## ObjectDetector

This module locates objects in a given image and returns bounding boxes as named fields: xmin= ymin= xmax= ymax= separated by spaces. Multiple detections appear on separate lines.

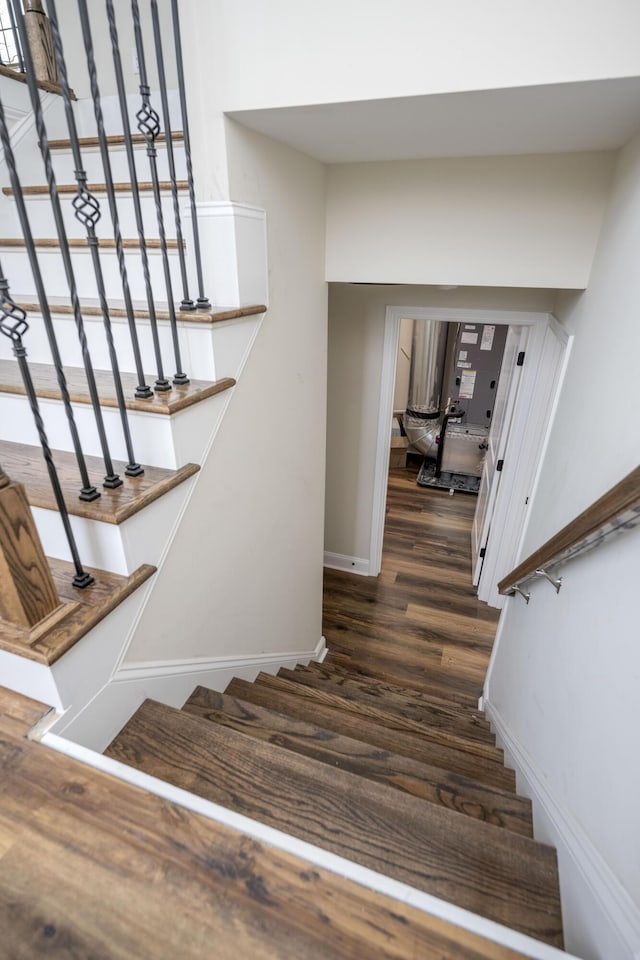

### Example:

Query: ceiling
xmin=227 ymin=76 xmax=640 ymax=164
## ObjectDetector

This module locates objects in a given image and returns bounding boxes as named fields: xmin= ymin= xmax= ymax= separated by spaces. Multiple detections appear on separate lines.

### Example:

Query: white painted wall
xmin=326 ymin=153 xmax=615 ymax=288
xmin=123 ymin=121 xmax=327 ymax=663
xmin=393 ymin=317 xmax=413 ymax=412
xmin=182 ymin=0 xmax=640 ymax=111
xmin=325 ymin=284 xmax=556 ymax=563
xmin=486 ymin=131 xmax=640 ymax=959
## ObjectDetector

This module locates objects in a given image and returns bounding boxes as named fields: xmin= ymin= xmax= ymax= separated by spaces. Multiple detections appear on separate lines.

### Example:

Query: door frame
xmin=370 ymin=305 xmax=561 ymax=584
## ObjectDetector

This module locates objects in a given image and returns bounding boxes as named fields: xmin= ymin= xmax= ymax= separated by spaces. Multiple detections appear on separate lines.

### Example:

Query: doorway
xmin=371 ymin=306 xmax=571 ymax=607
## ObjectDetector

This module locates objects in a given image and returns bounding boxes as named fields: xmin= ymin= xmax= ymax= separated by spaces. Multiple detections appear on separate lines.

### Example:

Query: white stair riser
xmin=3 ymin=191 xmax=189 ymax=241
xmin=0 ymin=312 xmax=217 ymax=381
xmin=0 ymin=389 xmax=230 ymax=468
xmin=32 ymin=478 xmax=195 ymax=576
xmin=0 ymin=244 xmax=197 ymax=305
xmin=49 ymin=143 xmax=187 ymax=185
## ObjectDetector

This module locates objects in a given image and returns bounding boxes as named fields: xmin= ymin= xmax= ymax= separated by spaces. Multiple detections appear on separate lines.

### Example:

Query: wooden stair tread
xmin=0 ymin=558 xmax=154 ymax=665
xmin=227 ymin=677 xmax=514 ymax=792
xmin=106 ymin=698 xmax=562 ymax=945
xmin=300 ymin=661 xmax=494 ymax=741
xmin=321 ymin=654 xmax=487 ymax=716
xmin=3 ymin=181 xmax=188 ymax=197
xmin=324 ymin=646 xmax=482 ymax=704
xmin=0 ymin=237 xmax=182 ymax=250
xmin=0 ymin=358 xmax=235 ymax=415
xmin=15 ymin=296 xmax=266 ymax=326
xmin=1 ymin=689 xmax=534 ymax=960
xmin=262 ymin=670 xmax=508 ymax=772
xmin=0 ymin=63 xmax=75 ymax=99
xmin=0 ymin=439 xmax=198 ymax=525
xmin=47 ymin=132 xmax=184 ymax=150
xmin=183 ymin=686 xmax=533 ymax=837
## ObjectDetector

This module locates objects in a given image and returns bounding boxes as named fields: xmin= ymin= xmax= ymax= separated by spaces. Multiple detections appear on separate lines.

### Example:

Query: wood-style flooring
xmin=323 ymin=465 xmax=500 ymax=700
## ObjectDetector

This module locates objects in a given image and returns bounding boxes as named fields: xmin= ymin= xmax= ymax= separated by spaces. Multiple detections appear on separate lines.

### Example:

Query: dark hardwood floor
xmin=323 ymin=464 xmax=500 ymax=700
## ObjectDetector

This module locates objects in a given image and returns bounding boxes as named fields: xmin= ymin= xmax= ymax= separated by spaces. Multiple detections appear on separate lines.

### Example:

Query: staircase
xmin=105 ymin=652 xmax=564 ymax=951
xmin=0 ymin=93 xmax=265 ymax=702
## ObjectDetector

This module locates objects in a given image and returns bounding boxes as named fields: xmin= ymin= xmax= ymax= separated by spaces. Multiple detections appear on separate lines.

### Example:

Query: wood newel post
xmin=0 ymin=461 xmax=62 ymax=629
xmin=22 ymin=0 xmax=59 ymax=85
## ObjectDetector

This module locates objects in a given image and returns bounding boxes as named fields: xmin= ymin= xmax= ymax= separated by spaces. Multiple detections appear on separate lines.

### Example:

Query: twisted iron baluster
xmin=170 ymin=0 xmax=210 ymax=310
xmin=10 ymin=1 xmax=122 ymax=489
xmin=47 ymin=0 xmax=143 ymax=479
xmin=72 ymin=0 xmax=152 ymax=402
xmin=150 ymin=0 xmax=193 ymax=312
xmin=131 ymin=0 xmax=188 ymax=385
xmin=0 ymin=267 xmax=94 ymax=588
xmin=104 ymin=0 xmax=170 ymax=392
xmin=0 ymin=91 xmax=98 ymax=502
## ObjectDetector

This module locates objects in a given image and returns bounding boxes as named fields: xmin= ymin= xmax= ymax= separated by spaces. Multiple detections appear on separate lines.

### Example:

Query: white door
xmin=471 ymin=326 xmax=529 ymax=584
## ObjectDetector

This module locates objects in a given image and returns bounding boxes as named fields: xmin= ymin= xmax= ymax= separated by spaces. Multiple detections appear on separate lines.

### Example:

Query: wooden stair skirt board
xmin=0 ymin=690 xmax=548 ymax=960
xmin=106 ymin=662 xmax=564 ymax=947
xmin=14 ymin=298 xmax=267 ymax=326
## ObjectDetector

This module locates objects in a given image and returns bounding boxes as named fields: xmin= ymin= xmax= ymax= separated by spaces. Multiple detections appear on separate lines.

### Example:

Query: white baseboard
xmin=323 ymin=551 xmax=371 ymax=576
xmin=47 ymin=637 xmax=327 ymax=754
xmin=486 ymin=700 xmax=640 ymax=960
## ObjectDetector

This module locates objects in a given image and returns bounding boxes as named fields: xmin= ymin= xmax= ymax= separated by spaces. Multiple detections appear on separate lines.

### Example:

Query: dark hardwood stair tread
xmin=47 ymin=132 xmax=184 ymax=150
xmin=2 ymin=689 xmax=533 ymax=960
xmin=0 ymin=439 xmax=198 ymax=525
xmin=106 ymin=698 xmax=562 ymax=945
xmin=183 ymin=686 xmax=533 ymax=837
xmin=0 ymin=358 xmax=235 ymax=415
xmin=15 ymin=296 xmax=266 ymax=326
xmin=0 ymin=236 xmax=182 ymax=250
xmin=3 ymin=181 xmax=188 ymax=197
xmin=298 ymin=662 xmax=494 ymax=742
xmin=324 ymin=646 xmax=482 ymax=705
xmin=227 ymin=677 xmax=515 ymax=792
xmin=263 ymin=670 xmax=507 ymax=769
xmin=0 ymin=558 xmax=154 ymax=665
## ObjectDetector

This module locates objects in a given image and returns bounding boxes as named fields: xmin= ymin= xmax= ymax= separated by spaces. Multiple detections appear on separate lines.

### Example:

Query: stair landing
xmin=0 ymin=686 xmax=539 ymax=960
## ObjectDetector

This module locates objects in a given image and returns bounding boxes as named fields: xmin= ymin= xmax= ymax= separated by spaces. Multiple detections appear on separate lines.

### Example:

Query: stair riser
xmin=32 ymin=479 xmax=194 ymax=575
xmin=0 ymin=244 xmax=197 ymax=306
xmin=0 ymin=389 xmax=229 ymax=469
xmin=49 ymin=143 xmax=188 ymax=185
xmin=3 ymin=192 xmax=187 ymax=241
xmin=0 ymin=312 xmax=217 ymax=382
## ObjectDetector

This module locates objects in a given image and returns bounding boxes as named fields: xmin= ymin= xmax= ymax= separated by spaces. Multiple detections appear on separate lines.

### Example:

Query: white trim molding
xmin=46 ymin=637 xmax=327 ymax=754
xmin=323 ymin=551 xmax=371 ymax=576
xmin=486 ymin=699 xmax=640 ymax=960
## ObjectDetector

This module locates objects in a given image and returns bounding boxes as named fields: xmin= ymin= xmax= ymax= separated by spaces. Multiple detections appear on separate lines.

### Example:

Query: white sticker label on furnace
xmin=481 ymin=325 xmax=496 ymax=351
xmin=459 ymin=370 xmax=477 ymax=399
xmin=461 ymin=331 xmax=478 ymax=344
xmin=458 ymin=361 xmax=472 ymax=369
xmin=458 ymin=350 xmax=468 ymax=361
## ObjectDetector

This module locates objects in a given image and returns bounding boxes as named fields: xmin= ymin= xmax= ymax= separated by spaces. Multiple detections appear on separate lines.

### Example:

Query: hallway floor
xmin=323 ymin=465 xmax=501 ymax=702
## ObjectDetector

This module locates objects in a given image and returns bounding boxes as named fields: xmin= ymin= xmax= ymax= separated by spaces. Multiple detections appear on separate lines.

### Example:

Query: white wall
xmin=325 ymin=284 xmax=557 ymax=563
xmin=124 ymin=121 xmax=327 ymax=662
xmin=486 ymin=131 xmax=640 ymax=960
xmin=326 ymin=153 xmax=615 ymax=288
xmin=183 ymin=0 xmax=640 ymax=111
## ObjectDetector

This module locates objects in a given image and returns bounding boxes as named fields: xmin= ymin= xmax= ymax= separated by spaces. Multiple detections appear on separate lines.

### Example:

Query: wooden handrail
xmin=498 ymin=464 xmax=640 ymax=596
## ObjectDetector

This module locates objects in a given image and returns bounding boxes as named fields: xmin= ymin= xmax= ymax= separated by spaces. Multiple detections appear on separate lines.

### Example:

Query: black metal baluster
xmin=6 ymin=0 xmax=24 ymax=72
xmin=47 ymin=0 xmax=143 ymax=479
xmin=131 ymin=0 xmax=187 ymax=385
xmin=170 ymin=0 xmax=210 ymax=311
xmin=104 ymin=0 xmax=170 ymax=392
xmin=0 ymin=93 xmax=98 ymax=502
xmin=150 ymin=0 xmax=193 ymax=312
xmin=73 ymin=0 xmax=152 ymax=403
xmin=0 ymin=266 xmax=94 ymax=587
xmin=10 ymin=1 xmax=122 ymax=489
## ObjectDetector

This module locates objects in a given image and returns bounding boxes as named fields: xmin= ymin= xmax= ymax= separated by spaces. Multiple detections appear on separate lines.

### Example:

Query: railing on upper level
xmin=499 ymin=465 xmax=640 ymax=603
xmin=0 ymin=0 xmax=212 ymax=588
